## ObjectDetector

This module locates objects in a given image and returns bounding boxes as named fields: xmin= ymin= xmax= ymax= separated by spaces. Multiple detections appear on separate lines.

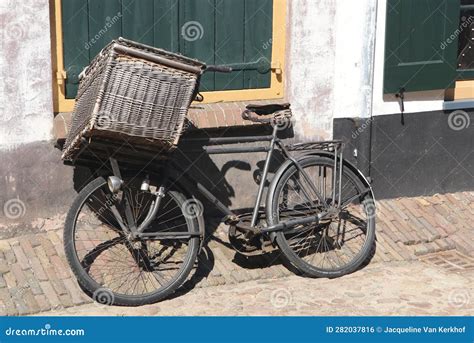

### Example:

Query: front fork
xmin=107 ymin=157 xmax=166 ymax=240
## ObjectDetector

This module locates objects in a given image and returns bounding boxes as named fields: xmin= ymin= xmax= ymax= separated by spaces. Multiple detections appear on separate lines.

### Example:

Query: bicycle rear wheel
xmin=64 ymin=175 xmax=200 ymax=306
xmin=267 ymin=156 xmax=375 ymax=278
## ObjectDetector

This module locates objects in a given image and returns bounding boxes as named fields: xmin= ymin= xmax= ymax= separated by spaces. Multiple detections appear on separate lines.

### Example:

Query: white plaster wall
xmin=0 ymin=0 xmax=53 ymax=150
xmin=333 ymin=0 xmax=377 ymax=120
xmin=285 ymin=0 xmax=337 ymax=140
xmin=286 ymin=0 xmax=378 ymax=140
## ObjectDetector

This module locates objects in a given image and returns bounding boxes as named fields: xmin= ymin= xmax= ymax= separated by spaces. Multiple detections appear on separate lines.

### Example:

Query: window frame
xmin=50 ymin=0 xmax=287 ymax=113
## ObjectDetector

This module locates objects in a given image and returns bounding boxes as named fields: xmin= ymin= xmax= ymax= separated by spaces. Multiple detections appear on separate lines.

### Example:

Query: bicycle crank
xmin=228 ymin=225 xmax=275 ymax=256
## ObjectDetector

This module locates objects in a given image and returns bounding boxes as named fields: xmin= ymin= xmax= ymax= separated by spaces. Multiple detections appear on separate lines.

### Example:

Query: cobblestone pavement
xmin=39 ymin=261 xmax=474 ymax=316
xmin=0 ymin=191 xmax=473 ymax=316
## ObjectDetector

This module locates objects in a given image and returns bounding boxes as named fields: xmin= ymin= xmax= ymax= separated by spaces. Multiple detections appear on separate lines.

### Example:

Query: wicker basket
xmin=62 ymin=37 xmax=205 ymax=161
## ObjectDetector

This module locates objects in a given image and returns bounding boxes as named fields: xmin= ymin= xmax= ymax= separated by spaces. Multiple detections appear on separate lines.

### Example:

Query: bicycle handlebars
xmin=204 ymin=65 xmax=233 ymax=73
xmin=192 ymin=65 xmax=232 ymax=102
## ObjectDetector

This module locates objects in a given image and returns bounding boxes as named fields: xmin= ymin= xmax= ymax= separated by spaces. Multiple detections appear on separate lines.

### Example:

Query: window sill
xmin=443 ymin=99 xmax=474 ymax=111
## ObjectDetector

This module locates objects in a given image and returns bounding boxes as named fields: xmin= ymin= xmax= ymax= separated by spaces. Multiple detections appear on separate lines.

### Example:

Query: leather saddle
xmin=245 ymin=103 xmax=291 ymax=116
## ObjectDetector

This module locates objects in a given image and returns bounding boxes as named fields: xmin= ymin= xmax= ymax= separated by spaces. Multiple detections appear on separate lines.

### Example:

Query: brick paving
xmin=0 ymin=191 xmax=473 ymax=316
xmin=38 ymin=261 xmax=474 ymax=316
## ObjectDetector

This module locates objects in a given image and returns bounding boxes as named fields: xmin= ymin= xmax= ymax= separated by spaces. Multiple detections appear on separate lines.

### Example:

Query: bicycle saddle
xmin=246 ymin=103 xmax=291 ymax=116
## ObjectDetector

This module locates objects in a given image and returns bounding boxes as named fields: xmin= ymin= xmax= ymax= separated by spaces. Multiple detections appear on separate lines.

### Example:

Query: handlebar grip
xmin=206 ymin=65 xmax=233 ymax=73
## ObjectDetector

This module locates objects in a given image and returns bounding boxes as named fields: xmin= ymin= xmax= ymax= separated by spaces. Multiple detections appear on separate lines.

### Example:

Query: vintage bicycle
xmin=63 ymin=64 xmax=376 ymax=306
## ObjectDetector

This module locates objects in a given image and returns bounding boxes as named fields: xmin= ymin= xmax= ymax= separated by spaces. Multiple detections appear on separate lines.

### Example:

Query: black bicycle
xmin=63 ymin=65 xmax=376 ymax=306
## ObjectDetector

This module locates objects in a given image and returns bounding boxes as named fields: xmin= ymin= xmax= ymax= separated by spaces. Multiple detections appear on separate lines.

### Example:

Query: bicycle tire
xmin=267 ymin=156 xmax=376 ymax=278
xmin=64 ymin=176 xmax=200 ymax=306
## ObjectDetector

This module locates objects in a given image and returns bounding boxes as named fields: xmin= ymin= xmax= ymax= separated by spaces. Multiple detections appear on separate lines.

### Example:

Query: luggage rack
xmin=286 ymin=139 xmax=345 ymax=209
xmin=285 ymin=140 xmax=344 ymax=153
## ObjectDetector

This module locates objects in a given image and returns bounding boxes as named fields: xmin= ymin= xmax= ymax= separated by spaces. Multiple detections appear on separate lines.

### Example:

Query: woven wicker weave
xmin=62 ymin=37 xmax=205 ymax=161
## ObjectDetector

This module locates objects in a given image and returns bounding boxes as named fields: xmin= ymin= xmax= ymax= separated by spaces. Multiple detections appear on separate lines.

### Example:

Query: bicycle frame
xmin=166 ymin=124 xmax=345 ymax=236
xmin=67 ymin=123 xmax=347 ymax=239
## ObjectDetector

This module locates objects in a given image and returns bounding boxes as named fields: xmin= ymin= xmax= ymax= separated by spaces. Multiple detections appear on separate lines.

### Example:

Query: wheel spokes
xmin=73 ymin=182 xmax=193 ymax=297
xmin=277 ymin=163 xmax=371 ymax=271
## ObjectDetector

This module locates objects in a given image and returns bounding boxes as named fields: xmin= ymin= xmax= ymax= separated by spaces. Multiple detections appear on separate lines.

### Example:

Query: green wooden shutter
xmin=214 ymin=0 xmax=245 ymax=91
xmin=180 ymin=0 xmax=216 ymax=91
xmin=244 ymin=0 xmax=273 ymax=89
xmin=62 ymin=0 xmax=90 ymax=99
xmin=61 ymin=0 xmax=273 ymax=99
xmin=154 ymin=0 xmax=180 ymax=53
xmin=384 ymin=0 xmax=460 ymax=94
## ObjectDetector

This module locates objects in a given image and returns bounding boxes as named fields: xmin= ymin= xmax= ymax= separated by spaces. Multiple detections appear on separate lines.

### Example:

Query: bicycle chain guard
xmin=228 ymin=225 xmax=263 ymax=256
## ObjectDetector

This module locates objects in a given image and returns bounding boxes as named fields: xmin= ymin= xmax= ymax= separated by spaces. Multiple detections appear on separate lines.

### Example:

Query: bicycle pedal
xmin=224 ymin=215 xmax=239 ymax=225
xmin=235 ymin=221 xmax=255 ymax=232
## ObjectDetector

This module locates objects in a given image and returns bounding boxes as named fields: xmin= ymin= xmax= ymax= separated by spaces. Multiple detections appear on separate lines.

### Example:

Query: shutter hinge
xmin=56 ymin=70 xmax=67 ymax=85
xmin=271 ymin=61 xmax=282 ymax=75
xmin=395 ymin=87 xmax=406 ymax=126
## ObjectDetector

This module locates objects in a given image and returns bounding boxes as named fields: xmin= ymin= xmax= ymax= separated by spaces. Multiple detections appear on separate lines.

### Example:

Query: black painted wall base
xmin=334 ymin=109 xmax=474 ymax=199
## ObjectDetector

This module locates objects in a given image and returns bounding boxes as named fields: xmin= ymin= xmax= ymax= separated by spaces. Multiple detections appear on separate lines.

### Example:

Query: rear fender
xmin=297 ymin=150 xmax=374 ymax=193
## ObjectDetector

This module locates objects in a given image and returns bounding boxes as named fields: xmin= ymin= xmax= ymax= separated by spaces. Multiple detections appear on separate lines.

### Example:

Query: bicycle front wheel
xmin=267 ymin=156 xmax=376 ymax=278
xmin=64 ymin=175 xmax=200 ymax=306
